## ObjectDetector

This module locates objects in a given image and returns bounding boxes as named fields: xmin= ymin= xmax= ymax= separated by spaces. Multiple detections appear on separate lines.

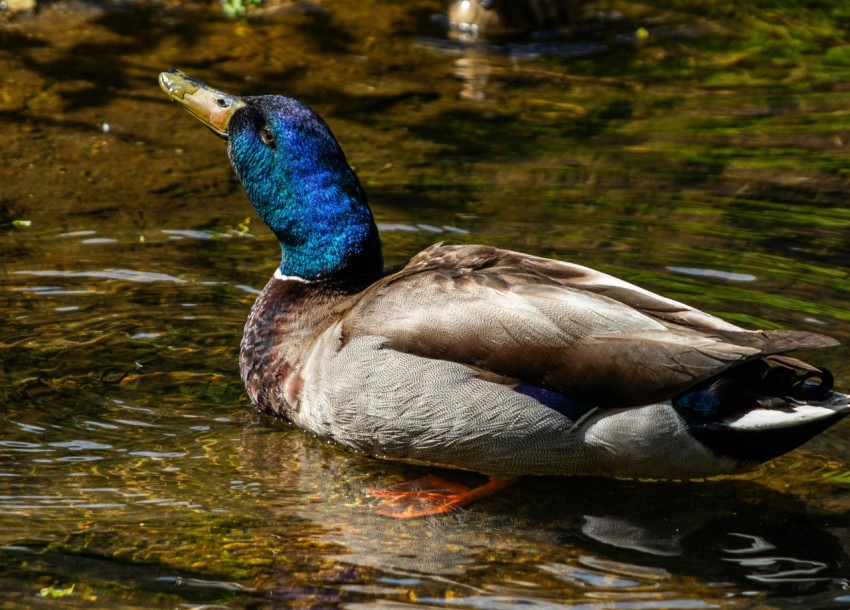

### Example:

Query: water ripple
xmin=14 ymin=269 xmax=186 ymax=283
xmin=666 ymin=266 xmax=758 ymax=282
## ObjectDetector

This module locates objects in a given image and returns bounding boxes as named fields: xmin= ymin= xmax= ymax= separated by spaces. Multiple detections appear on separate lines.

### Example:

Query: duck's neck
xmin=246 ymin=165 xmax=383 ymax=282
xmin=272 ymin=196 xmax=382 ymax=282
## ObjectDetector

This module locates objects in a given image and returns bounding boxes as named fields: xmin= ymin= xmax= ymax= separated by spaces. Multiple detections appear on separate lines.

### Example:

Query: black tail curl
xmin=757 ymin=363 xmax=834 ymax=402
xmin=674 ymin=357 xmax=844 ymax=464
xmin=674 ymin=358 xmax=837 ymax=421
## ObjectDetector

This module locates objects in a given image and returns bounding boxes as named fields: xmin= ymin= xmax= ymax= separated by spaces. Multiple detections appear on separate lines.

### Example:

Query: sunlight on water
xmin=2 ymin=0 xmax=850 ymax=607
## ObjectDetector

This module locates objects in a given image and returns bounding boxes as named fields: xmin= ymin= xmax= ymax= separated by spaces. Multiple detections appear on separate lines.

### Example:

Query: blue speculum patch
xmin=514 ymin=383 xmax=594 ymax=421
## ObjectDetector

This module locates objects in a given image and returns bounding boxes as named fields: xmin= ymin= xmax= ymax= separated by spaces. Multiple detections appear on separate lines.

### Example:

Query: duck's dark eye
xmin=215 ymin=98 xmax=229 ymax=108
xmin=259 ymin=126 xmax=276 ymax=148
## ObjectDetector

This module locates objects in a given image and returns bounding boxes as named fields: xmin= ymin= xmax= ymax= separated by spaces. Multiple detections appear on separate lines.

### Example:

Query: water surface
xmin=3 ymin=0 xmax=850 ymax=607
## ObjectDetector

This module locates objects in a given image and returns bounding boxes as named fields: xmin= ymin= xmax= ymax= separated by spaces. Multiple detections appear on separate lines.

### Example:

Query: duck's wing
xmin=344 ymin=244 xmax=837 ymax=407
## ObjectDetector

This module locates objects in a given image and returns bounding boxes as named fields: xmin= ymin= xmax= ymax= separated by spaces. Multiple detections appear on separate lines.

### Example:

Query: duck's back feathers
xmin=344 ymin=244 xmax=836 ymax=407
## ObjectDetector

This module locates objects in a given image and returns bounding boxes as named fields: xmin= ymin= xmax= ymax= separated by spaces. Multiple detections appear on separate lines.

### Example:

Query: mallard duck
xmin=159 ymin=69 xmax=849 ymax=518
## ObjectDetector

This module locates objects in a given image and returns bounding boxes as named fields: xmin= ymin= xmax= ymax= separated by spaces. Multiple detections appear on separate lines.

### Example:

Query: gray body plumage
xmin=240 ymin=244 xmax=849 ymax=480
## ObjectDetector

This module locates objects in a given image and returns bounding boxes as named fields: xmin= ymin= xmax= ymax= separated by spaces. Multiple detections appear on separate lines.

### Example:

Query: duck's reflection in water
xmin=238 ymin=423 xmax=850 ymax=601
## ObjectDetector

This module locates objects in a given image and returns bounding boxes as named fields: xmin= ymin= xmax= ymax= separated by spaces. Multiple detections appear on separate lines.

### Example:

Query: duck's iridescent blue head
xmin=159 ymin=69 xmax=382 ymax=282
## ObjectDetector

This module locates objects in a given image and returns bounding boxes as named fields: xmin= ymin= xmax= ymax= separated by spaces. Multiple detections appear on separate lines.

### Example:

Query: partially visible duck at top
xmin=159 ymin=69 xmax=850 ymax=518
xmin=447 ymin=0 xmax=591 ymax=41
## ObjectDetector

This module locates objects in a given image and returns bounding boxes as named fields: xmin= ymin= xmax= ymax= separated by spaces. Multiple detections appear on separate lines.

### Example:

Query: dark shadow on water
xmin=520 ymin=476 xmax=849 ymax=595
xmin=0 ymin=542 xmax=260 ymax=607
xmin=8 ymin=4 xmax=213 ymax=111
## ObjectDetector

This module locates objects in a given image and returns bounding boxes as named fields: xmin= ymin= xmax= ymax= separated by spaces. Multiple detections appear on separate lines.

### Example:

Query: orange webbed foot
xmin=367 ymin=474 xmax=517 ymax=518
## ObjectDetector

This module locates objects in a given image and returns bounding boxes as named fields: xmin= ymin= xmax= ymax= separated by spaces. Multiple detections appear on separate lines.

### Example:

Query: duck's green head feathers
xmin=159 ymin=69 xmax=382 ymax=281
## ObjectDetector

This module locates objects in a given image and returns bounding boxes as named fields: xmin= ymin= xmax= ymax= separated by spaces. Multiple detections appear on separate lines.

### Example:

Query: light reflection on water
xmin=2 ymin=0 xmax=850 ymax=607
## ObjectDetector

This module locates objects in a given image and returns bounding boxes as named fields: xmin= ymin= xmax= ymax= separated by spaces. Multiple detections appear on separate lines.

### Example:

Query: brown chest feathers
xmin=239 ymin=277 xmax=352 ymax=420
